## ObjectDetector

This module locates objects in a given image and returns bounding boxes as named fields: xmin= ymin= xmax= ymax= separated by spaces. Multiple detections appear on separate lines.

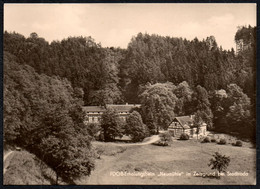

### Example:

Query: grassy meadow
xmin=80 ymin=138 xmax=256 ymax=185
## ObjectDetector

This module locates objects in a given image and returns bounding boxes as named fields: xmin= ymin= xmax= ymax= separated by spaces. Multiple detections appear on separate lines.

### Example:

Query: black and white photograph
xmin=3 ymin=3 xmax=257 ymax=185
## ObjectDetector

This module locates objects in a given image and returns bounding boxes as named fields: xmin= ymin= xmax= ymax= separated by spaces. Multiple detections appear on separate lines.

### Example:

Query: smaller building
xmin=168 ymin=115 xmax=207 ymax=138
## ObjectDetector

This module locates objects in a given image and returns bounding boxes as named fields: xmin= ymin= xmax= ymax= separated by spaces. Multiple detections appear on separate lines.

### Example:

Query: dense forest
xmin=4 ymin=25 xmax=256 ymax=183
xmin=4 ymin=26 xmax=256 ymax=105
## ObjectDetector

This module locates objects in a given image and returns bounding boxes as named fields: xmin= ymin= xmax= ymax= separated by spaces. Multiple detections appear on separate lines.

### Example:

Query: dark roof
xmin=106 ymin=104 xmax=141 ymax=112
xmin=82 ymin=106 xmax=106 ymax=112
xmin=82 ymin=104 xmax=141 ymax=113
xmin=175 ymin=116 xmax=194 ymax=128
xmin=169 ymin=115 xmax=207 ymax=129
xmin=168 ymin=116 xmax=194 ymax=129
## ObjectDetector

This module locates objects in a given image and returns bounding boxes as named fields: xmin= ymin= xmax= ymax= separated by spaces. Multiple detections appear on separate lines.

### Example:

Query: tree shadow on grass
xmin=113 ymin=139 xmax=132 ymax=143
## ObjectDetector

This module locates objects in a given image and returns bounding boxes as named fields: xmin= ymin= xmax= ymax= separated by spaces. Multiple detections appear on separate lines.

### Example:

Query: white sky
xmin=4 ymin=3 xmax=256 ymax=50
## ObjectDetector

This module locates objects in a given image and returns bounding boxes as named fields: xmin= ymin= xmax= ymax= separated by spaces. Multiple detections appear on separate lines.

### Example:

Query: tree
xmin=226 ymin=84 xmax=252 ymax=136
xmin=30 ymin=32 xmax=39 ymax=39
xmin=209 ymin=89 xmax=229 ymax=131
xmin=125 ymin=111 xmax=147 ymax=142
xmin=140 ymin=82 xmax=177 ymax=134
xmin=173 ymin=81 xmax=193 ymax=115
xmin=86 ymin=123 xmax=101 ymax=140
xmin=88 ymin=83 xmax=123 ymax=105
xmin=208 ymin=152 xmax=231 ymax=178
xmin=100 ymin=108 xmax=124 ymax=141
xmin=4 ymin=53 xmax=95 ymax=184
xmin=38 ymin=122 xmax=95 ymax=184
xmin=193 ymin=111 xmax=204 ymax=140
xmin=190 ymin=85 xmax=213 ymax=129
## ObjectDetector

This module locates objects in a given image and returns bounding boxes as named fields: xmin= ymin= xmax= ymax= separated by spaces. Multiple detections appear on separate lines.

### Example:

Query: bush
xmin=202 ymin=137 xmax=210 ymax=143
xmin=234 ymin=140 xmax=243 ymax=147
xmin=155 ymin=141 xmax=169 ymax=146
xmin=179 ymin=133 xmax=189 ymax=140
xmin=208 ymin=152 xmax=231 ymax=178
xmin=157 ymin=132 xmax=172 ymax=146
xmin=211 ymin=138 xmax=216 ymax=143
xmin=86 ymin=123 xmax=101 ymax=140
xmin=218 ymin=138 xmax=226 ymax=145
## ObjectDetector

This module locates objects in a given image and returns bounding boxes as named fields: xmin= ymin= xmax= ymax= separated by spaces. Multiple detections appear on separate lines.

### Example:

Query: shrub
xmin=155 ymin=141 xmax=169 ymax=146
xmin=179 ymin=133 xmax=189 ymax=140
xmin=218 ymin=138 xmax=226 ymax=145
xmin=86 ymin=123 xmax=101 ymax=140
xmin=157 ymin=132 xmax=173 ymax=146
xmin=98 ymin=132 xmax=105 ymax=141
xmin=208 ymin=152 xmax=231 ymax=178
xmin=211 ymin=138 xmax=216 ymax=143
xmin=234 ymin=140 xmax=243 ymax=147
xmin=202 ymin=137 xmax=210 ymax=143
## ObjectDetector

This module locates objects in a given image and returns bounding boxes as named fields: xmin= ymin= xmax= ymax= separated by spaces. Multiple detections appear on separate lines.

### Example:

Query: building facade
xmin=168 ymin=115 xmax=207 ymax=138
xmin=83 ymin=103 xmax=141 ymax=124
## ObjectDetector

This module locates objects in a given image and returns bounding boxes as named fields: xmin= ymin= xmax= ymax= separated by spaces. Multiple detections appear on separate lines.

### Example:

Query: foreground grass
xmin=80 ymin=139 xmax=256 ymax=185
xmin=4 ymin=151 xmax=57 ymax=185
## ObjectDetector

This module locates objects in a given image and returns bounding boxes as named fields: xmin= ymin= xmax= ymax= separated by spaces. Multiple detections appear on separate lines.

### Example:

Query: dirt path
xmin=4 ymin=151 xmax=14 ymax=174
xmin=99 ymin=135 xmax=160 ymax=147
xmin=79 ymin=135 xmax=160 ymax=184
xmin=4 ymin=151 xmax=13 ymax=161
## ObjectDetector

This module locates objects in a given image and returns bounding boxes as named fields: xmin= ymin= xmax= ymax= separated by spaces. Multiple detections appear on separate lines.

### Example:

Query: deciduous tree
xmin=125 ymin=111 xmax=147 ymax=142
xmin=140 ymin=82 xmax=177 ymax=134
xmin=101 ymin=108 xmax=124 ymax=141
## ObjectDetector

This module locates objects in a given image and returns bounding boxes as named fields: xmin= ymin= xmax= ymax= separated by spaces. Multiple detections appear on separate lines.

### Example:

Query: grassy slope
xmin=4 ymin=150 xmax=57 ymax=185
xmin=80 ymin=139 xmax=256 ymax=185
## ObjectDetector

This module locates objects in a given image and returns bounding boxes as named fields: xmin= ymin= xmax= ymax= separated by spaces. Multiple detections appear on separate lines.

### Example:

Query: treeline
xmin=4 ymin=32 xmax=125 ymax=105
xmin=122 ymin=29 xmax=256 ymax=104
xmin=4 ymin=26 xmax=256 ymax=106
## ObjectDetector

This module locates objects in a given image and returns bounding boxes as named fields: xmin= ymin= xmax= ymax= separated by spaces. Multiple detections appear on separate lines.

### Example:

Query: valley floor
xmin=79 ymin=137 xmax=256 ymax=185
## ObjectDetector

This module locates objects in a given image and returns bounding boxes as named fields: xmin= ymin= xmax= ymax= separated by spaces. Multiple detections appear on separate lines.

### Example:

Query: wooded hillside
xmin=3 ymin=25 xmax=256 ymax=183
